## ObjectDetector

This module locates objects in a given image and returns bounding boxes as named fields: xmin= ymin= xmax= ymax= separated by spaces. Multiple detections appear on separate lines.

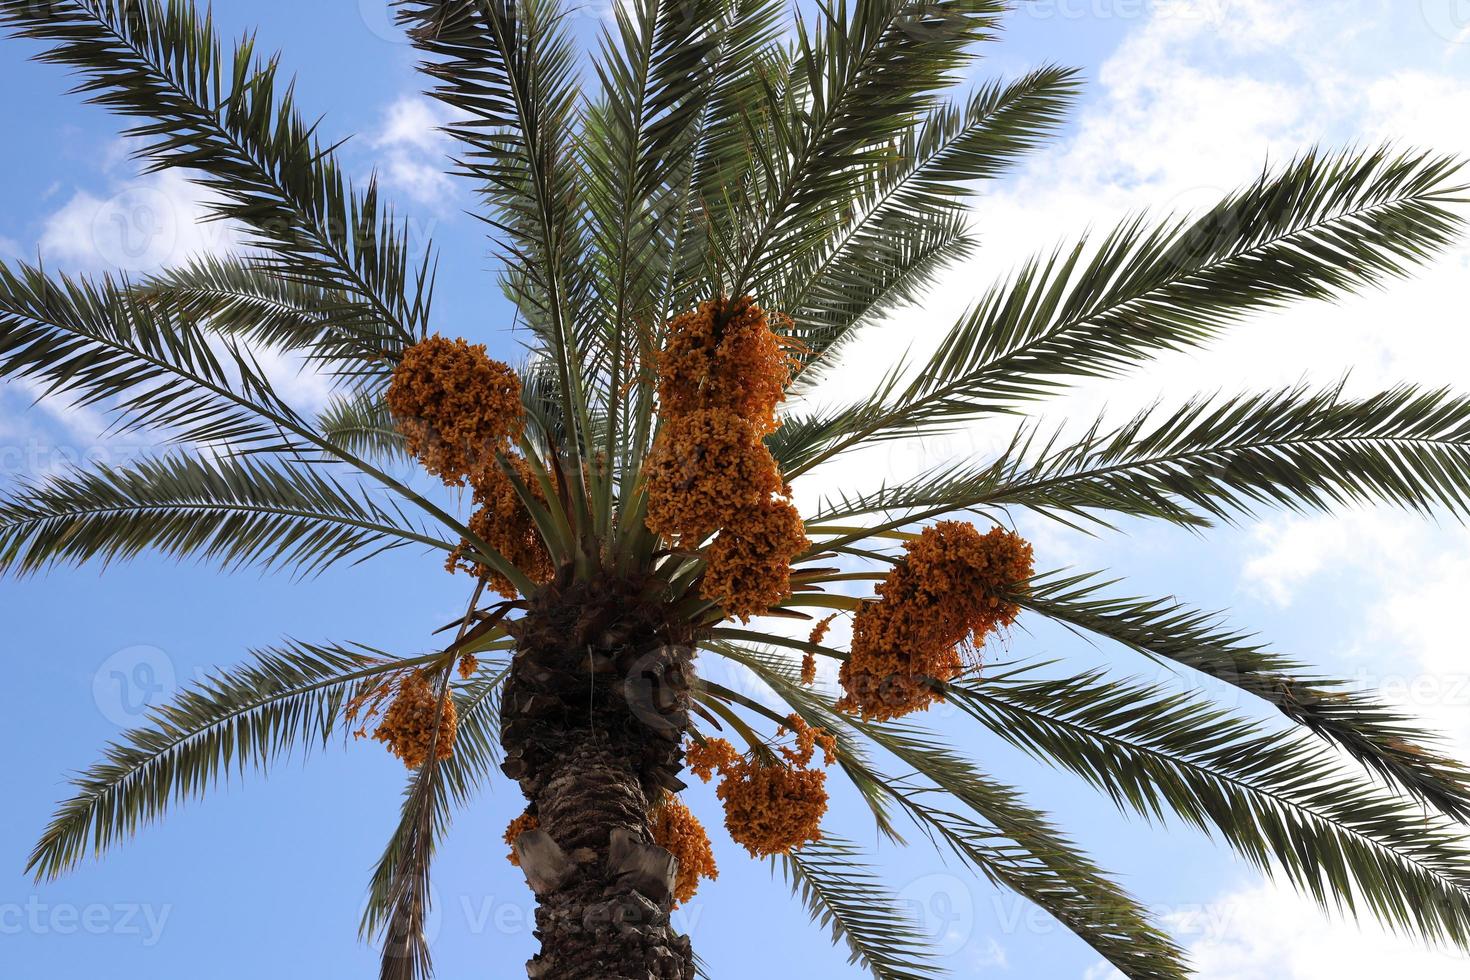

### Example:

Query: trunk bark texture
xmin=501 ymin=574 xmax=697 ymax=980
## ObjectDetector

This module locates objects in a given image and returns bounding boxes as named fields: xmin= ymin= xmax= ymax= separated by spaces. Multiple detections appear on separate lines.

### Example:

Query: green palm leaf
xmin=892 ymin=793 xmax=1189 ymax=980
xmin=916 ymin=145 xmax=1467 ymax=409
xmin=140 ymin=255 xmax=403 ymax=385
xmin=0 ymin=262 xmax=312 ymax=451
xmin=582 ymin=0 xmax=724 ymax=483
xmin=791 ymin=146 xmax=1467 ymax=474
xmin=396 ymin=0 xmax=589 ymax=376
xmin=726 ymin=0 xmax=1008 ymax=298
xmin=1020 ymin=571 xmax=1470 ymax=822
xmin=315 ymin=392 xmax=411 ymax=465
xmin=365 ymin=668 xmax=507 ymax=980
xmin=808 ymin=383 xmax=1470 ymax=538
xmin=991 ymin=383 xmax=1470 ymax=522
xmin=803 ymin=422 xmax=1208 ymax=531
xmin=0 ymin=453 xmax=450 ymax=575
xmin=780 ymin=836 xmax=941 ymax=980
xmin=953 ymin=667 xmax=1470 ymax=946
xmin=0 ymin=260 xmax=530 ymax=586
xmin=655 ymin=0 xmax=787 ymax=320
xmin=723 ymin=642 xmax=1190 ymax=979
xmin=0 ymin=0 xmax=430 ymax=345
xmin=788 ymin=208 xmax=977 ymax=376
xmin=784 ymin=64 xmax=1082 ymax=371
xmin=27 ymin=641 xmax=434 ymax=881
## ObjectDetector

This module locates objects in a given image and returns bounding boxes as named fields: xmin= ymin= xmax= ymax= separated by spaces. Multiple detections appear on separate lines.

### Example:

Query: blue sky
xmin=5 ymin=2 xmax=1470 ymax=978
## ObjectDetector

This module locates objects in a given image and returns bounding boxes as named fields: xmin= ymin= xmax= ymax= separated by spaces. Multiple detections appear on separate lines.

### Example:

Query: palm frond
xmin=887 ymin=779 xmax=1190 ymax=980
xmin=316 ymin=391 xmax=411 ymax=465
xmin=802 ymin=423 xmax=1209 ymax=532
xmin=0 ymin=452 xmax=447 ymax=576
xmin=396 ymin=0 xmax=591 ymax=413
xmin=581 ymin=0 xmax=724 ymax=491
xmin=1021 ymin=571 xmax=1470 ymax=823
xmin=784 ymin=64 xmax=1082 ymax=374
xmin=953 ymin=666 xmax=1470 ymax=948
xmin=655 ymin=0 xmax=787 ymax=320
xmin=790 ymin=146 xmax=1467 ymax=473
xmin=788 ymin=207 xmax=977 ymax=377
xmin=991 ymin=382 xmax=1470 ymax=523
xmin=808 ymin=382 xmax=1470 ymax=539
xmin=767 ymin=365 xmax=909 ymax=475
xmin=0 ymin=261 xmax=312 ymax=451
xmin=140 ymin=255 xmax=401 ymax=386
xmin=0 ymin=259 xmax=531 ymax=587
xmin=724 ymin=643 xmax=1190 ymax=979
xmin=725 ymin=0 xmax=1008 ymax=298
xmin=780 ymin=836 xmax=942 ymax=980
xmin=0 ymin=0 xmax=430 ymax=347
xmin=365 ymin=668 xmax=507 ymax=980
xmin=376 ymin=752 xmax=446 ymax=980
xmin=917 ymin=145 xmax=1467 ymax=407
xmin=27 ymin=640 xmax=427 ymax=881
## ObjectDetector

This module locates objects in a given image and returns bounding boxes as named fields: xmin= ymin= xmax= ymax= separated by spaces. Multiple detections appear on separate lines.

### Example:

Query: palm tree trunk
xmin=501 ymin=574 xmax=697 ymax=980
xmin=515 ymin=739 xmax=694 ymax=979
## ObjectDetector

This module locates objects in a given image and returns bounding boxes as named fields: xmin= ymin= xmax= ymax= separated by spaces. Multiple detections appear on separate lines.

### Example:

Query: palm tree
xmin=6 ymin=0 xmax=1470 ymax=977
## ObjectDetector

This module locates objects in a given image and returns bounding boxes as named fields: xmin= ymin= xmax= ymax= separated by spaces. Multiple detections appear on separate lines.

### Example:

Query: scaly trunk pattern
xmin=500 ymin=572 xmax=697 ymax=980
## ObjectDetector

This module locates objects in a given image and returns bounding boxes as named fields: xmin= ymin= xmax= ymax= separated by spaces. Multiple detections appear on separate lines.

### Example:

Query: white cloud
xmin=1370 ymin=556 xmax=1470 ymax=756
xmin=1452 ymin=24 xmax=1470 ymax=57
xmin=0 ymin=380 xmax=153 ymax=480
xmin=377 ymin=96 xmax=447 ymax=154
xmin=373 ymin=96 xmax=457 ymax=205
xmin=968 ymin=935 xmax=1009 ymax=970
xmin=1175 ymin=879 xmax=1470 ymax=979
xmin=250 ymin=346 xmax=334 ymax=417
xmin=10 ymin=378 xmax=110 ymax=445
xmin=1236 ymin=504 xmax=1470 ymax=753
xmin=1240 ymin=510 xmax=1415 ymax=607
xmin=40 ymin=166 xmax=243 ymax=273
xmin=17 ymin=144 xmax=332 ymax=429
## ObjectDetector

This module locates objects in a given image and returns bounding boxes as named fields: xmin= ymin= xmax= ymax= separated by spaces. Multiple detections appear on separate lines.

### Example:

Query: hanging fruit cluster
xmin=386 ymin=335 xmax=524 ymax=485
xmin=837 ymin=522 xmax=1034 ymax=721
xmin=655 ymin=297 xmax=792 ymax=435
xmin=449 ymin=453 xmax=556 ymax=598
xmin=686 ymin=715 xmax=836 ymax=858
xmin=802 ymin=614 xmax=839 ymax=686
xmin=646 ymin=298 xmax=808 ymax=620
xmin=387 ymin=335 xmax=552 ymax=598
xmin=651 ymin=793 xmax=719 ymax=906
xmin=503 ymin=810 xmax=539 ymax=867
xmin=348 ymin=669 xmax=458 ymax=770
